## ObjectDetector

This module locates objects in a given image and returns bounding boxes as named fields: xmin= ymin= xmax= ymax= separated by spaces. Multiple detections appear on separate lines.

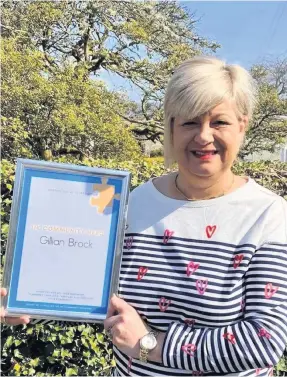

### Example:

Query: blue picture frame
xmin=3 ymin=159 xmax=131 ymax=322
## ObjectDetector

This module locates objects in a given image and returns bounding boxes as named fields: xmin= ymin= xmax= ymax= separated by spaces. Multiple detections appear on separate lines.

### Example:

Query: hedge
xmin=1 ymin=157 xmax=286 ymax=376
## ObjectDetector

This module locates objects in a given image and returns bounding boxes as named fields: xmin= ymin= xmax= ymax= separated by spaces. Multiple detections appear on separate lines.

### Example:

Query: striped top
xmin=114 ymin=177 xmax=287 ymax=377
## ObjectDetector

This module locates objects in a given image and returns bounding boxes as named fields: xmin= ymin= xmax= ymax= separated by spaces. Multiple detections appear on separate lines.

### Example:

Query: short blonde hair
xmin=164 ymin=56 xmax=257 ymax=167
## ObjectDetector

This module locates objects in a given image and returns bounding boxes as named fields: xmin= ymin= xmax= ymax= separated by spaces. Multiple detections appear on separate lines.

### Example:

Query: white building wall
xmin=245 ymin=146 xmax=287 ymax=162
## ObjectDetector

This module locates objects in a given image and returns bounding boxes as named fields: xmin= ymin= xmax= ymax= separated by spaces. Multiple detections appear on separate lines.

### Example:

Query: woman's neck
xmin=175 ymin=170 xmax=235 ymax=201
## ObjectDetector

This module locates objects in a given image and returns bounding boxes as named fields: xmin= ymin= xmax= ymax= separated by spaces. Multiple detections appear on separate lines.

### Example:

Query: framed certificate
xmin=2 ymin=159 xmax=131 ymax=322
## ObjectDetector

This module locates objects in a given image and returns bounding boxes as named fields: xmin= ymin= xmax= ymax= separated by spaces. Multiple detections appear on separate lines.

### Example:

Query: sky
xmin=101 ymin=1 xmax=287 ymax=100
xmin=183 ymin=1 xmax=287 ymax=69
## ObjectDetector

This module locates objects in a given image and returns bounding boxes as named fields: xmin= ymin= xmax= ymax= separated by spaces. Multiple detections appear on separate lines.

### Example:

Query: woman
xmin=1 ymin=56 xmax=287 ymax=376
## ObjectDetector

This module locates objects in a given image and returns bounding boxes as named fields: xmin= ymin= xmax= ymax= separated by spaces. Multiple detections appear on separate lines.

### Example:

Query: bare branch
xmin=115 ymin=111 xmax=164 ymax=130
xmin=0 ymin=23 xmax=29 ymax=35
xmin=88 ymin=56 xmax=106 ymax=73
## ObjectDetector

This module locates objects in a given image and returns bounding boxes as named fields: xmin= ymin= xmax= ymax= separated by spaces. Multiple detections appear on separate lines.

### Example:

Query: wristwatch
xmin=139 ymin=330 xmax=158 ymax=363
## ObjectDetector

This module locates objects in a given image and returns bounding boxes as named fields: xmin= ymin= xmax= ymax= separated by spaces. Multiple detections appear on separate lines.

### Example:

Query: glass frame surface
xmin=2 ymin=159 xmax=131 ymax=322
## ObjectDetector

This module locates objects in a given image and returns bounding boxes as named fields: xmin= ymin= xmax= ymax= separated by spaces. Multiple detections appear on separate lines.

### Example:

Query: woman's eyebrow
xmin=183 ymin=114 xmax=231 ymax=121
xmin=210 ymin=113 xmax=231 ymax=118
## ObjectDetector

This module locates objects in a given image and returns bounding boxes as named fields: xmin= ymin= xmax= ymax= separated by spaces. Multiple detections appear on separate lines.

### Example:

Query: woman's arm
xmin=150 ymin=197 xmax=287 ymax=373
xmin=107 ymin=241 xmax=287 ymax=374
xmin=150 ymin=241 xmax=287 ymax=373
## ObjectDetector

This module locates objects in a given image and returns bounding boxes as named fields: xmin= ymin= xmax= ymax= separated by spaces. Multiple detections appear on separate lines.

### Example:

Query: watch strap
xmin=139 ymin=347 xmax=149 ymax=363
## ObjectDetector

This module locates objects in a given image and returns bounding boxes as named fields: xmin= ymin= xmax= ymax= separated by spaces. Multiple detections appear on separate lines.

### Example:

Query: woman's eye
xmin=214 ymin=120 xmax=229 ymax=126
xmin=182 ymin=121 xmax=197 ymax=126
xmin=181 ymin=120 xmax=230 ymax=127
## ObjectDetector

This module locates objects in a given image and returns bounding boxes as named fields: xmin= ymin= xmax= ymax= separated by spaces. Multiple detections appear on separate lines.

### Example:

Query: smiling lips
xmin=192 ymin=150 xmax=218 ymax=155
xmin=191 ymin=150 xmax=219 ymax=160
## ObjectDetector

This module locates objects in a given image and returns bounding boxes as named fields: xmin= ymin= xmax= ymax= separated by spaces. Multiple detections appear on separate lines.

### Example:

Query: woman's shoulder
xmin=247 ymin=178 xmax=286 ymax=211
xmin=249 ymin=178 xmax=284 ymax=199
xmin=129 ymin=173 xmax=173 ymax=202
xmin=126 ymin=174 xmax=175 ymax=230
xmin=247 ymin=179 xmax=287 ymax=244
xmin=239 ymin=177 xmax=286 ymax=214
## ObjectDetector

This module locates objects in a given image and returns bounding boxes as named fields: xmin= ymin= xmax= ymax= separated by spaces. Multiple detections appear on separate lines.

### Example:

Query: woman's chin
xmin=180 ymin=159 xmax=221 ymax=177
xmin=180 ymin=153 xmax=227 ymax=177
xmin=188 ymin=166 xmax=219 ymax=177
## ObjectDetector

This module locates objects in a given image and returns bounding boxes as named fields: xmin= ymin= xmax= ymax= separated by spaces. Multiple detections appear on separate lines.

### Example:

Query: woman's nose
xmin=193 ymin=124 xmax=214 ymax=145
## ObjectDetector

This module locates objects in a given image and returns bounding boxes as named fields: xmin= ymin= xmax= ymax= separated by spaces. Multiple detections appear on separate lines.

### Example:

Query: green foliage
xmin=1 ymin=157 xmax=286 ymax=375
xmin=277 ymin=357 xmax=287 ymax=374
xmin=1 ymin=160 xmax=15 ymax=255
xmin=1 ymin=322 xmax=114 ymax=376
xmin=3 ymin=0 xmax=286 ymax=152
xmin=1 ymin=117 xmax=33 ymax=160
xmin=1 ymin=0 xmax=218 ymax=141
xmin=1 ymin=37 xmax=141 ymax=162
xmin=231 ymin=160 xmax=287 ymax=200
xmin=242 ymin=58 xmax=287 ymax=159
xmin=150 ymin=148 xmax=164 ymax=157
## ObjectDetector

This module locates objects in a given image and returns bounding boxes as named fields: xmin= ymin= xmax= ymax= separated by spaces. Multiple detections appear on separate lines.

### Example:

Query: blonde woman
xmin=2 ymin=57 xmax=287 ymax=377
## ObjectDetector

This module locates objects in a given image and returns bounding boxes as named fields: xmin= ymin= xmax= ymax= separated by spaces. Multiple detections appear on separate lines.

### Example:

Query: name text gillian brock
xmin=40 ymin=236 xmax=93 ymax=248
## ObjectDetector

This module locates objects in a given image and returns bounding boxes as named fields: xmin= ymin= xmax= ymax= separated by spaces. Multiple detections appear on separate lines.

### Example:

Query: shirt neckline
xmin=149 ymin=176 xmax=254 ymax=207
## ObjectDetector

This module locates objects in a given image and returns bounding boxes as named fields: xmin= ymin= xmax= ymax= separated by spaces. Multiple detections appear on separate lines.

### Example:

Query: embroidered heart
xmin=137 ymin=267 xmax=148 ymax=281
xmin=258 ymin=328 xmax=271 ymax=339
xmin=206 ymin=225 xmax=216 ymax=239
xmin=240 ymin=299 xmax=245 ymax=312
xmin=186 ymin=261 xmax=200 ymax=277
xmin=163 ymin=229 xmax=174 ymax=244
xmin=181 ymin=344 xmax=197 ymax=356
xmin=196 ymin=279 xmax=208 ymax=295
xmin=223 ymin=332 xmax=236 ymax=344
xmin=159 ymin=297 xmax=171 ymax=312
xmin=233 ymin=254 xmax=244 ymax=269
xmin=126 ymin=236 xmax=133 ymax=250
xmin=184 ymin=319 xmax=195 ymax=326
xmin=264 ymin=283 xmax=279 ymax=299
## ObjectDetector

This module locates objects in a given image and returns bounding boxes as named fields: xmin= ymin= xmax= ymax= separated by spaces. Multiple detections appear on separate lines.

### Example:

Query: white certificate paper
xmin=17 ymin=177 xmax=110 ymax=307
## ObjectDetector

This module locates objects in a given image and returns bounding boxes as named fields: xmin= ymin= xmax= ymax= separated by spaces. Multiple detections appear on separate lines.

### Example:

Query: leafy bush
xmin=1 ymin=158 xmax=286 ymax=375
xmin=150 ymin=148 xmax=164 ymax=157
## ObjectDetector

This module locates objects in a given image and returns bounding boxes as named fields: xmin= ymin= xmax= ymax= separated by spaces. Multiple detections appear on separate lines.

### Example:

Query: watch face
xmin=141 ymin=333 xmax=157 ymax=350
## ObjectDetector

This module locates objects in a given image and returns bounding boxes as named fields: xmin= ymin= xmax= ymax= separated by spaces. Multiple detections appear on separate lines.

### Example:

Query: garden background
xmin=1 ymin=1 xmax=286 ymax=375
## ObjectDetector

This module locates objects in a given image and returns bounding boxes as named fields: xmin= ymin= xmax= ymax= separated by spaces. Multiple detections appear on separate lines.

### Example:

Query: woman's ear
xmin=238 ymin=116 xmax=248 ymax=145
xmin=236 ymin=116 xmax=248 ymax=151
xmin=240 ymin=115 xmax=249 ymax=134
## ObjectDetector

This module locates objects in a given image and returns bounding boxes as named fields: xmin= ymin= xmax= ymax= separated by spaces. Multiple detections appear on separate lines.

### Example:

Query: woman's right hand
xmin=1 ymin=288 xmax=30 ymax=325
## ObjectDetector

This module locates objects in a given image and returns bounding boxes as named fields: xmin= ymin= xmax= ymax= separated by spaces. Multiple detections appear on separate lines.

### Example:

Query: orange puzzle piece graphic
xmin=89 ymin=177 xmax=120 ymax=214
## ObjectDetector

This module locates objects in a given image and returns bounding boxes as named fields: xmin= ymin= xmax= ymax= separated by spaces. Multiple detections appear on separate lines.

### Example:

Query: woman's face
xmin=172 ymin=100 xmax=248 ymax=178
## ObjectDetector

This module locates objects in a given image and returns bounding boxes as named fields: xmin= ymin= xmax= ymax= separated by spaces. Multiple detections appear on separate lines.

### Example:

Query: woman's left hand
xmin=104 ymin=294 xmax=149 ymax=358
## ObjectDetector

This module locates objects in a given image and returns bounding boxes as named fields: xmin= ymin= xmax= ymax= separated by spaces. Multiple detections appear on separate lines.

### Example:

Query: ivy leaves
xmin=1 ymin=322 xmax=113 ymax=376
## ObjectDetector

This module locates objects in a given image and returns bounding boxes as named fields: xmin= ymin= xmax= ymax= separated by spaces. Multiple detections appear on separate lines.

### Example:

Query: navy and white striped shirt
xmin=114 ymin=177 xmax=287 ymax=377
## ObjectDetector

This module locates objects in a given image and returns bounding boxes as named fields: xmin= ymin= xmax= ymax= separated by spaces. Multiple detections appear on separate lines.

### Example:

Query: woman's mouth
xmin=191 ymin=150 xmax=219 ymax=160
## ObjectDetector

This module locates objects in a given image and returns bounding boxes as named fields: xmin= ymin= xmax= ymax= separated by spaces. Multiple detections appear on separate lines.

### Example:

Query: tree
xmin=1 ymin=37 xmax=141 ymax=162
xmin=1 ymin=0 xmax=219 ymax=142
xmin=241 ymin=57 xmax=287 ymax=159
